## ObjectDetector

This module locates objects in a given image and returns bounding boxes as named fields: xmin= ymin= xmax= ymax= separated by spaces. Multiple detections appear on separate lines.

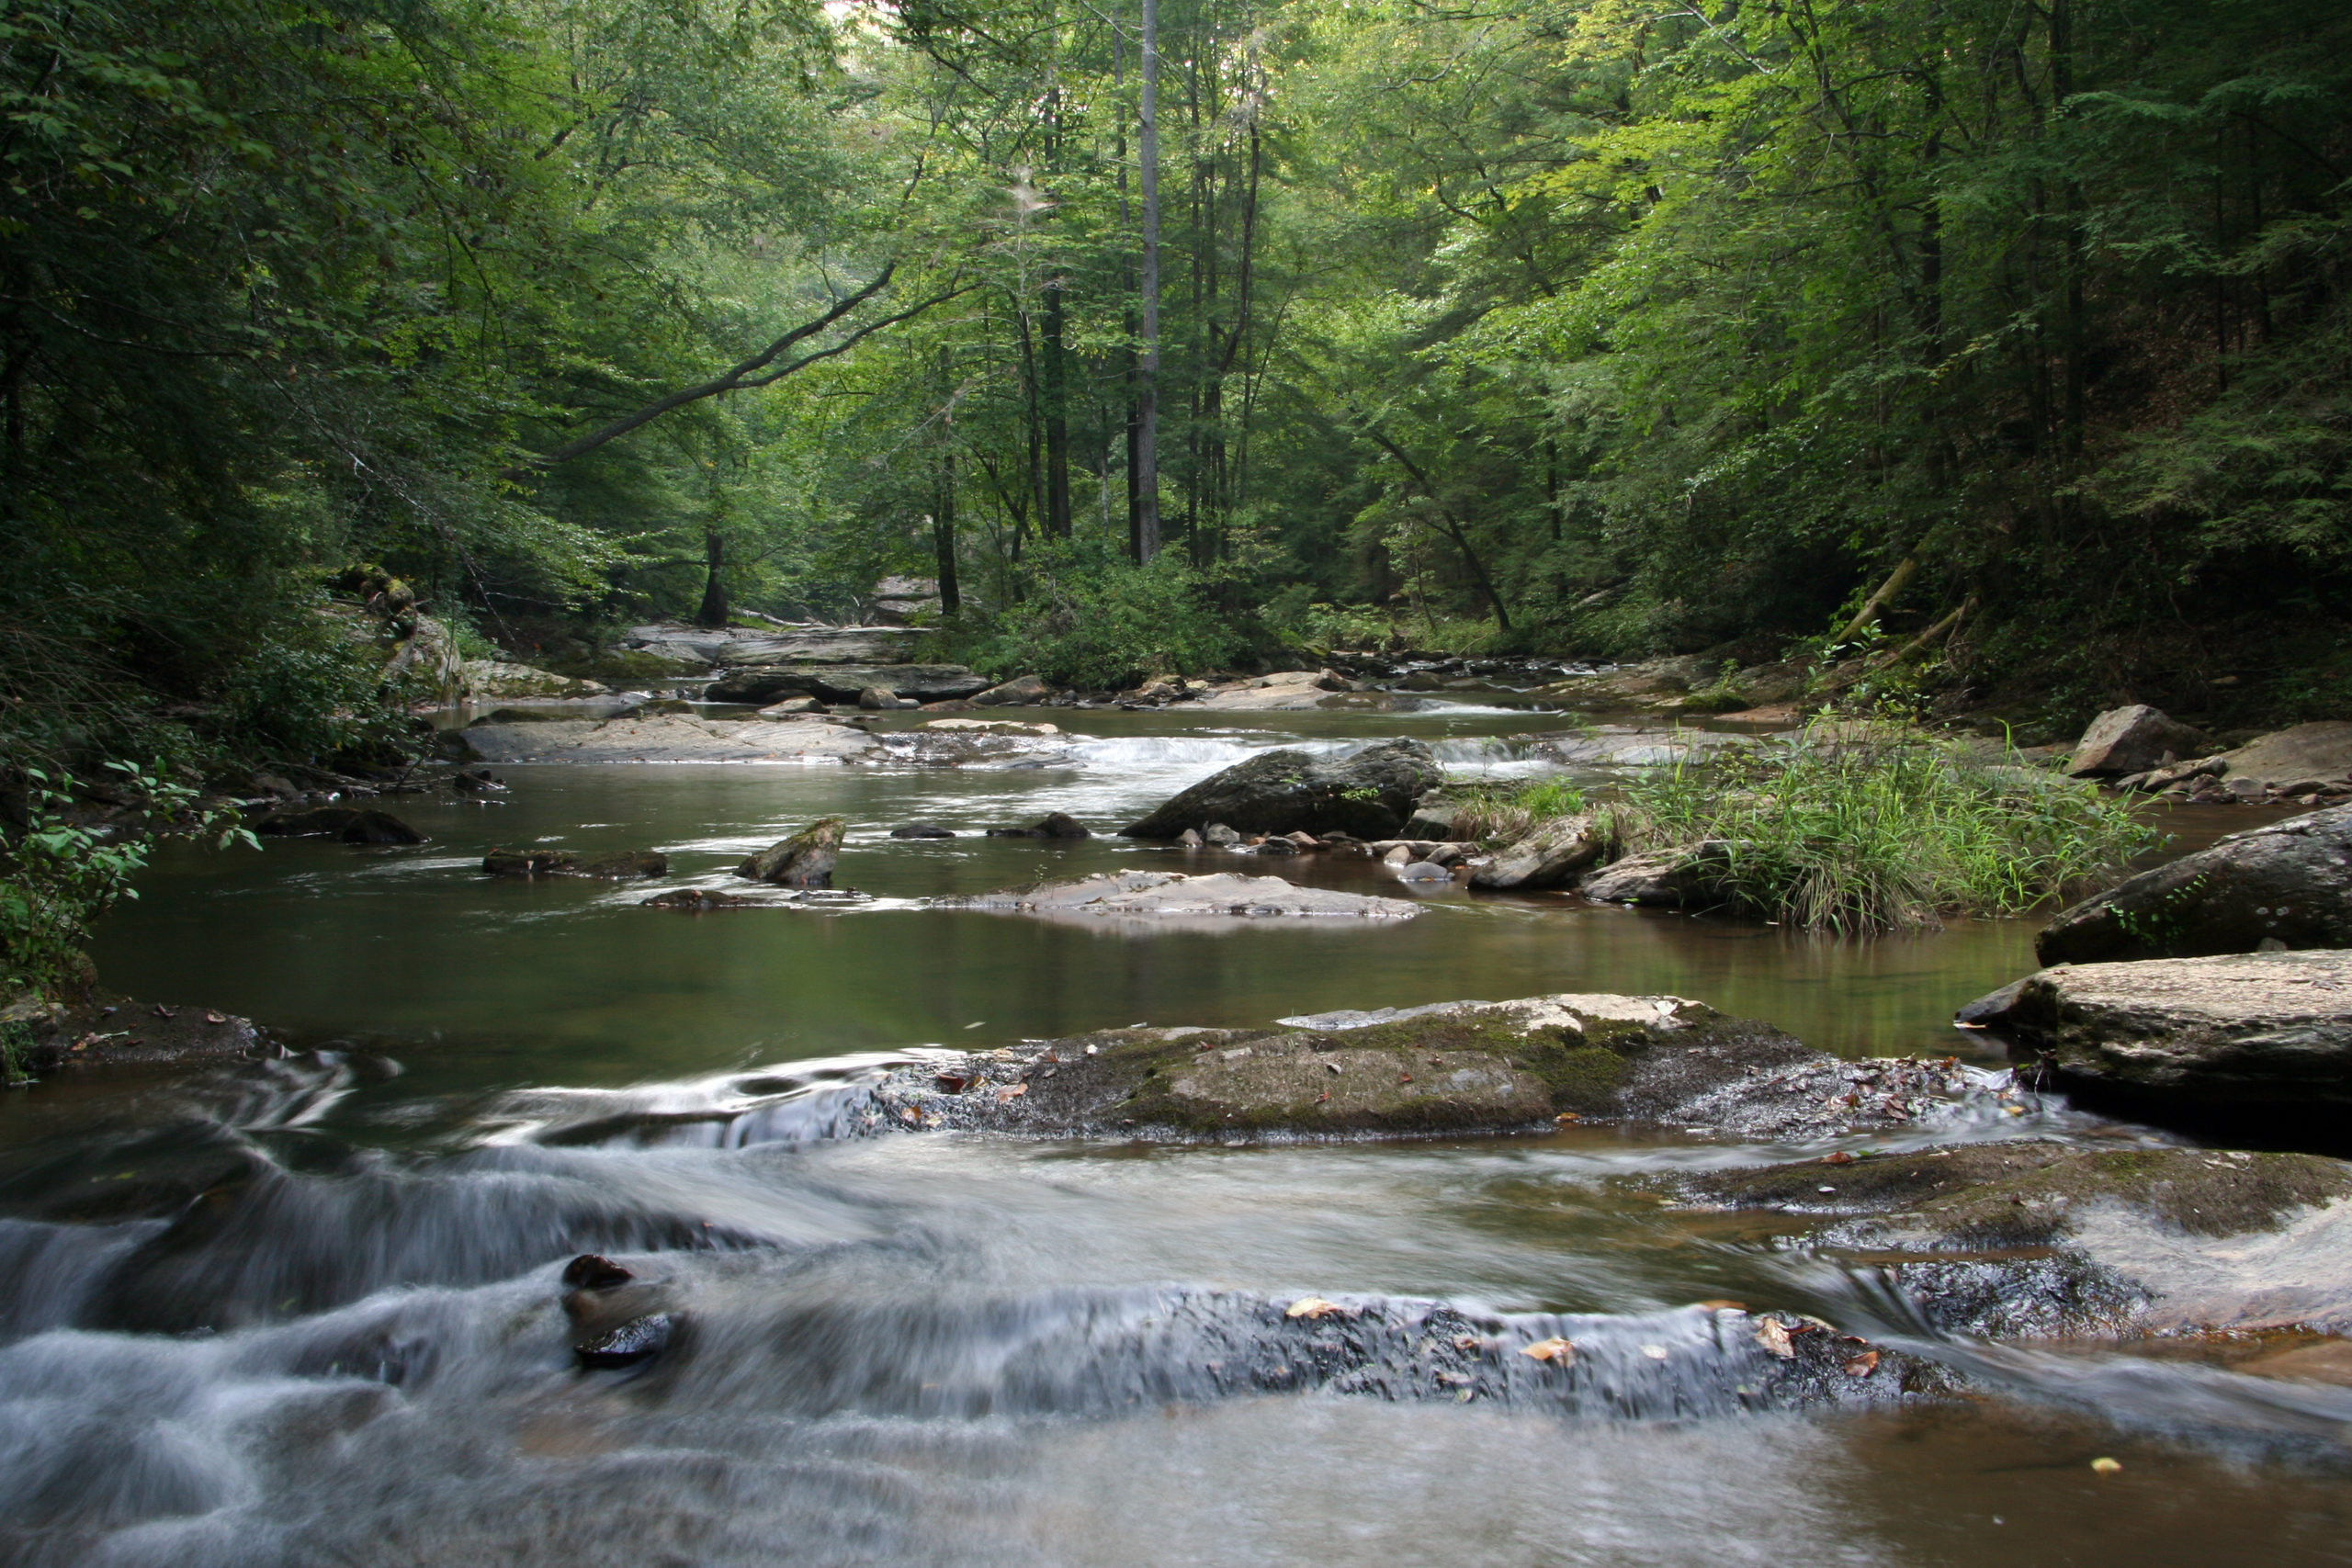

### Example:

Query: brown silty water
xmin=0 ymin=702 xmax=2344 ymax=1567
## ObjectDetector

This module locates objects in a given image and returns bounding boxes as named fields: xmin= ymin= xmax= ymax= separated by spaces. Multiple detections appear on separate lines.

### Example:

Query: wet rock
xmin=1176 ymin=829 xmax=1204 ymax=848
xmin=856 ymin=685 xmax=905 ymax=710
xmin=450 ymin=766 xmax=506 ymax=794
xmin=971 ymin=673 xmax=1056 ymax=706
xmin=854 ymin=993 xmax=1985 ymax=1144
xmin=1395 ymin=860 xmax=1450 ymax=882
xmin=1966 ymin=950 xmax=2352 ymax=1121
xmin=754 ymin=696 xmax=824 ymax=716
xmin=891 ymin=822 xmax=956 ymax=839
xmin=1471 ymin=816 xmax=1605 ymax=891
xmin=1675 ymin=1143 xmax=2352 ymax=1336
xmin=707 ymin=663 xmax=990 ymax=705
xmin=1577 ymin=843 xmax=1735 ymax=906
xmin=1190 ymin=670 xmax=1357 ymax=711
xmin=1254 ymin=834 xmax=1299 ymax=856
xmin=944 ymin=870 xmax=1415 ymax=925
xmin=738 ymin=817 xmax=845 ymax=887
xmin=2064 ymin=705 xmax=2214 ymax=778
xmin=2035 ymin=801 xmax=2352 ymax=964
xmin=258 ymin=807 xmax=425 ymax=845
xmin=1401 ymin=805 xmax=1460 ymax=840
xmin=987 ymin=811 xmax=1091 ymax=839
xmin=562 ymin=1254 xmax=634 ymax=1289
xmin=3 ymin=995 xmax=265 ymax=1074
xmin=642 ymin=887 xmax=758 ymax=910
xmin=484 ymin=847 xmax=577 ymax=876
xmin=1122 ymin=739 xmax=1444 ymax=840
xmin=574 ymin=1312 xmax=676 ymax=1369
xmin=1204 ymin=823 xmax=1242 ymax=848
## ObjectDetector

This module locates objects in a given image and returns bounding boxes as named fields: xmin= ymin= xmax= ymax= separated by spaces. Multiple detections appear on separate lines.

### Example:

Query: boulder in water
xmin=259 ymin=807 xmax=425 ymax=845
xmin=1472 ymin=816 xmax=1605 ymax=891
xmin=2035 ymin=800 xmax=2352 ymax=964
xmin=642 ymin=887 xmax=758 ymax=909
xmin=1962 ymin=950 xmax=2352 ymax=1123
xmin=972 ymin=673 xmax=1055 ymax=706
xmin=890 ymin=822 xmax=957 ymax=839
xmin=1577 ymin=843 xmax=1736 ymax=907
xmin=738 ymin=817 xmax=844 ymax=886
xmin=987 ymin=811 xmax=1091 ymax=839
xmin=1121 ymin=739 xmax=1444 ymax=840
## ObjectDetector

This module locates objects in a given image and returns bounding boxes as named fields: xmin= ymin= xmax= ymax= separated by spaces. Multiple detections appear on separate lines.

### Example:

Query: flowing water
xmin=3 ymin=705 xmax=2346 ymax=1566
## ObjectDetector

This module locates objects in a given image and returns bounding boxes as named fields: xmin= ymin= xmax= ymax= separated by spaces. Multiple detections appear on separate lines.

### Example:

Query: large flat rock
xmin=1968 ymin=950 xmax=2352 ymax=1114
xmin=2037 ymin=801 xmax=2352 ymax=964
xmin=2215 ymin=722 xmax=2352 ymax=790
xmin=944 ymin=870 xmax=1418 ymax=925
xmin=851 ymin=992 xmax=2002 ymax=1142
xmin=706 ymin=663 xmax=990 ymax=705
xmin=454 ymin=713 xmax=884 ymax=763
xmin=620 ymin=624 xmax=920 ymax=667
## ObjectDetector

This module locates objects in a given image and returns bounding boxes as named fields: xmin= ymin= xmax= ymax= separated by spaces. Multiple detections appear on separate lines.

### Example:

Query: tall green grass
xmin=1619 ymin=724 xmax=2163 ymax=933
xmin=1449 ymin=777 xmax=1593 ymax=842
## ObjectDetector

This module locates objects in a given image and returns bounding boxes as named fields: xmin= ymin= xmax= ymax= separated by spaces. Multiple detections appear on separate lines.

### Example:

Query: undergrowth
xmin=1617 ymin=724 xmax=2162 ymax=933
xmin=1449 ymin=777 xmax=1597 ymax=841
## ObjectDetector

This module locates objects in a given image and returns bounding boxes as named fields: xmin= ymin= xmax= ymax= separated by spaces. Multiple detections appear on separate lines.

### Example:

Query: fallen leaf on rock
xmin=1843 ymin=1350 xmax=1880 ymax=1377
xmin=934 ymin=1073 xmax=970 ymax=1093
xmin=1555 ymin=1111 xmax=1580 ymax=1123
xmin=204 ymin=1011 xmax=228 ymax=1025
xmin=1285 ymin=1296 xmax=1347 ymax=1320
xmin=1640 ymin=1344 xmax=1670 ymax=1360
xmin=1314 ymin=1090 xmax=1329 ymax=1104
xmin=1755 ymin=1318 xmax=1796 ymax=1359
xmin=1521 ymin=1337 xmax=1575 ymax=1364
xmin=1453 ymin=1333 xmax=1484 ymax=1351
xmin=1695 ymin=1300 xmax=1746 ymax=1312
xmin=152 ymin=1005 xmax=177 ymax=1020
xmin=2090 ymin=1457 xmax=2121 ymax=1474
xmin=1822 ymin=1151 xmax=1854 ymax=1166
xmin=995 ymin=1083 xmax=1026 ymax=1102
xmin=1397 ymin=1073 xmax=1413 ymax=1084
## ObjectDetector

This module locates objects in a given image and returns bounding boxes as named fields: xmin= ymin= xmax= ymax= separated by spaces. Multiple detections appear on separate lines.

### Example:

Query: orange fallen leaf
xmin=1844 ymin=1350 xmax=1880 ymax=1377
xmin=1285 ymin=1295 xmax=1347 ymax=1319
xmin=1755 ymin=1318 xmax=1796 ymax=1359
xmin=1452 ymin=1333 xmax=1484 ymax=1351
xmin=2089 ymin=1457 xmax=2121 ymax=1474
xmin=1822 ymin=1151 xmax=1854 ymax=1166
xmin=1521 ymin=1337 xmax=1575 ymax=1364
xmin=1695 ymin=1300 xmax=1746 ymax=1312
xmin=994 ymin=1083 xmax=1026 ymax=1102
xmin=1554 ymin=1111 xmax=1581 ymax=1123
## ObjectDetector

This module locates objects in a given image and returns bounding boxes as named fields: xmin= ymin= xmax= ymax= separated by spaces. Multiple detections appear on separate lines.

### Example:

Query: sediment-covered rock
xmin=2035 ymin=802 xmax=2352 ymax=964
xmin=1964 ymin=950 xmax=2352 ymax=1117
xmin=458 ymin=659 xmax=608 ymax=700
xmin=256 ymin=807 xmax=425 ymax=845
xmin=849 ymin=993 xmax=1998 ymax=1142
xmin=944 ymin=870 xmax=1416 ymax=924
xmin=705 ymin=662 xmax=990 ymax=705
xmin=1122 ymin=739 xmax=1443 ymax=840
xmin=1672 ymin=1143 xmax=2352 ymax=1336
xmin=2063 ymin=704 xmax=2213 ymax=778
xmin=738 ymin=818 xmax=845 ymax=886
xmin=1471 ymin=816 xmax=1605 ymax=890
xmin=2212 ymin=722 xmax=2352 ymax=792
xmin=971 ymin=674 xmax=1056 ymax=705
xmin=1577 ymin=843 xmax=1735 ymax=906
xmin=0 ymin=996 xmax=266 ymax=1074
xmin=455 ymin=712 xmax=884 ymax=764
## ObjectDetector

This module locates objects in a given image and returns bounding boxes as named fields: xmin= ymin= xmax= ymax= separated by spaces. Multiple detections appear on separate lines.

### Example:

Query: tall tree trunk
xmin=936 ymin=344 xmax=959 ymax=615
xmin=1043 ymin=280 xmax=1072 ymax=539
xmin=1114 ymin=19 xmax=1143 ymax=562
xmin=1136 ymin=0 xmax=1163 ymax=561
xmin=695 ymin=530 xmax=728 ymax=628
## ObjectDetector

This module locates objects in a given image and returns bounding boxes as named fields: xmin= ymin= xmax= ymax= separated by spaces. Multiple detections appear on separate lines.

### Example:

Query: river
xmin=2 ymin=702 xmax=2346 ymax=1566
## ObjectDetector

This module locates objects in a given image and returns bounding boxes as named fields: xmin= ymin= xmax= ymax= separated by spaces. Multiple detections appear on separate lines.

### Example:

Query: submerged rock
xmin=890 ymin=822 xmax=957 ymax=839
xmin=642 ymin=887 xmax=759 ymax=909
xmin=483 ymin=848 xmax=669 ymax=879
xmin=1673 ymin=1143 xmax=2352 ymax=1337
xmin=1964 ymin=950 xmax=2352 ymax=1121
xmin=2035 ymin=802 xmax=2352 ymax=964
xmin=986 ymin=811 xmax=1091 ymax=839
xmin=1122 ymin=739 xmax=1444 ymax=840
xmin=738 ymin=817 xmax=845 ymax=887
xmin=258 ymin=807 xmax=425 ymax=845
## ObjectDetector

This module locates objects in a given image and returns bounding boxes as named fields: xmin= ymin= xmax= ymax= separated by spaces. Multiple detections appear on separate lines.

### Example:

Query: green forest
xmin=4 ymin=0 xmax=2349 ymax=774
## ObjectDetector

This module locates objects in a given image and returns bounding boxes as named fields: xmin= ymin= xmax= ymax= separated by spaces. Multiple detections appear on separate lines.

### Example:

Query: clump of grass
xmin=1618 ymin=723 xmax=2164 ymax=933
xmin=1448 ymin=777 xmax=1596 ymax=841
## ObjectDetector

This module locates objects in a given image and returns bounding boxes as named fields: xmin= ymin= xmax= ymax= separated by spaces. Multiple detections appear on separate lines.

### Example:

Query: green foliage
xmin=1449 ymin=777 xmax=1593 ymax=842
xmin=0 ymin=763 xmax=257 ymax=1003
xmin=1620 ymin=726 xmax=2164 ymax=934
xmin=936 ymin=548 xmax=1254 ymax=689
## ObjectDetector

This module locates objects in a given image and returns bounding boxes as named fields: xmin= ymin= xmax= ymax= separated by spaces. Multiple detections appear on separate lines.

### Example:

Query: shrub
xmin=1449 ymin=777 xmax=1594 ymax=841
xmin=1618 ymin=723 xmax=2162 ymax=934
xmin=934 ymin=547 xmax=1252 ymax=689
